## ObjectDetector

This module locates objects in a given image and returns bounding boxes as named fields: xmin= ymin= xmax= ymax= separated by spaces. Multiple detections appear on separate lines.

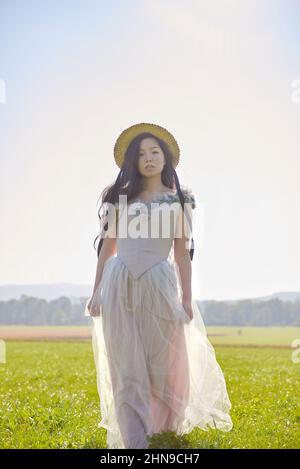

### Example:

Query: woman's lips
xmin=145 ymin=165 xmax=155 ymax=170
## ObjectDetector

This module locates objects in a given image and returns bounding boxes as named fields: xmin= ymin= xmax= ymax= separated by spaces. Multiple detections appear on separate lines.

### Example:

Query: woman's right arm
xmin=87 ymin=202 xmax=118 ymax=316
xmin=92 ymin=202 xmax=118 ymax=294
xmin=91 ymin=237 xmax=117 ymax=296
xmin=87 ymin=238 xmax=117 ymax=316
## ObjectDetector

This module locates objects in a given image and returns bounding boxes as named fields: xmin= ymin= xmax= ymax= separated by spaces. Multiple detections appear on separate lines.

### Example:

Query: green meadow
xmin=0 ymin=327 xmax=299 ymax=449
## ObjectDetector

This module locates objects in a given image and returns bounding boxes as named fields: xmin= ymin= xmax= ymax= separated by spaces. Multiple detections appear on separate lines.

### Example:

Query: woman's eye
xmin=139 ymin=151 xmax=159 ymax=156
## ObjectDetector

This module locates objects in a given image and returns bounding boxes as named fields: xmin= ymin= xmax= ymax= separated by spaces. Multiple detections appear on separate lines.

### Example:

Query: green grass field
xmin=0 ymin=326 xmax=300 ymax=448
xmin=0 ymin=330 xmax=299 ymax=449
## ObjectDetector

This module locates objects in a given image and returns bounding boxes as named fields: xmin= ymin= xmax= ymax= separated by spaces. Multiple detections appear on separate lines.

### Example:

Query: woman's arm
xmin=92 ymin=201 xmax=118 ymax=295
xmin=87 ymin=203 xmax=118 ymax=316
xmin=174 ymin=204 xmax=193 ymax=319
xmin=174 ymin=239 xmax=192 ymax=304
xmin=91 ymin=237 xmax=117 ymax=295
xmin=87 ymin=238 xmax=117 ymax=317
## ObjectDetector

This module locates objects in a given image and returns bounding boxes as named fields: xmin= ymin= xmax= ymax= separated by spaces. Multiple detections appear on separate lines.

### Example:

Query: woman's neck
xmin=140 ymin=175 xmax=170 ymax=193
xmin=141 ymin=182 xmax=174 ymax=193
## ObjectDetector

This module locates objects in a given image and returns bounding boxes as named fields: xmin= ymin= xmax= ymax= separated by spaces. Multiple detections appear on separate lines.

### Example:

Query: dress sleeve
xmin=175 ymin=188 xmax=196 ymax=239
xmin=184 ymin=189 xmax=196 ymax=210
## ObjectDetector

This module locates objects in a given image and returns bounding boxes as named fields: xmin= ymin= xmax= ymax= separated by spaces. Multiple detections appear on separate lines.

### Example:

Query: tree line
xmin=0 ymin=295 xmax=299 ymax=326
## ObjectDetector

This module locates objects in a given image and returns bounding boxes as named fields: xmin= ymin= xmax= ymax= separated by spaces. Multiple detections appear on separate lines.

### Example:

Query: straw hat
xmin=113 ymin=122 xmax=180 ymax=169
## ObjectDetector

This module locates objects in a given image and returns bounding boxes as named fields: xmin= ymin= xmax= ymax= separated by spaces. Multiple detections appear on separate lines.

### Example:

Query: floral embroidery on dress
xmin=100 ymin=186 xmax=196 ymax=232
xmin=127 ymin=187 xmax=196 ymax=222
xmin=181 ymin=187 xmax=196 ymax=209
xmin=129 ymin=186 xmax=196 ymax=209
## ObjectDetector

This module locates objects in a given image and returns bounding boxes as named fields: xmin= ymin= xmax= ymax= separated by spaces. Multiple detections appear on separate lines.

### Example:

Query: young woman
xmin=84 ymin=122 xmax=233 ymax=449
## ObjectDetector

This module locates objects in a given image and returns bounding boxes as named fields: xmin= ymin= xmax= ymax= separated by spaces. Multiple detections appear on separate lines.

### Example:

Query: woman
xmin=84 ymin=122 xmax=233 ymax=449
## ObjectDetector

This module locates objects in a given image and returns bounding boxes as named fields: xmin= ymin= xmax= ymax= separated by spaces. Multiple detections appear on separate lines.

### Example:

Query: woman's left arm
xmin=174 ymin=204 xmax=193 ymax=319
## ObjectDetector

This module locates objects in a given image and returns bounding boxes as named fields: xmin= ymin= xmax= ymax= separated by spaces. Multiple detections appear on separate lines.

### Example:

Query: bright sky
xmin=1 ymin=0 xmax=299 ymax=301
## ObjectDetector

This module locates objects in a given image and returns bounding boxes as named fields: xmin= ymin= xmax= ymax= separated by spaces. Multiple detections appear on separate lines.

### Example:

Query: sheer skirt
xmin=85 ymin=254 xmax=233 ymax=449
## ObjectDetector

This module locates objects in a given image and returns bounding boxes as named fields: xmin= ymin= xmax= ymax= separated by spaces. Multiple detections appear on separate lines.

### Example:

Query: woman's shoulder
xmin=155 ymin=185 xmax=196 ymax=209
xmin=103 ymin=187 xmax=196 ymax=209
xmin=179 ymin=185 xmax=196 ymax=209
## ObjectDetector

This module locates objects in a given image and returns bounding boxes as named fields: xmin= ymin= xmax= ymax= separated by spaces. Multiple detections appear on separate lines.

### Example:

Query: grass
xmin=0 ymin=340 xmax=299 ymax=449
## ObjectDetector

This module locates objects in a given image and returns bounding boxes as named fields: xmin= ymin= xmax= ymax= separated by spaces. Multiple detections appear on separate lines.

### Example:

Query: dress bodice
xmin=102 ymin=187 xmax=196 ymax=279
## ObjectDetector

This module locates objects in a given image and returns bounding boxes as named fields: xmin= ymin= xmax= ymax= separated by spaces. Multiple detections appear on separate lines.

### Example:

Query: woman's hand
xmin=182 ymin=300 xmax=193 ymax=321
xmin=87 ymin=295 xmax=101 ymax=317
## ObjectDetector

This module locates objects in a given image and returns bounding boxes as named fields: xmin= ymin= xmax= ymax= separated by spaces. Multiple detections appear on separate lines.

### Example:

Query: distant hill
xmin=202 ymin=291 xmax=300 ymax=304
xmin=0 ymin=283 xmax=92 ymax=303
xmin=252 ymin=291 xmax=300 ymax=303
xmin=1 ymin=283 xmax=300 ymax=304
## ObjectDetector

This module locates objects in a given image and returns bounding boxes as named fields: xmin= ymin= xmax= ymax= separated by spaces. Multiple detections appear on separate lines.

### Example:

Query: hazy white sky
xmin=1 ymin=0 xmax=299 ymax=301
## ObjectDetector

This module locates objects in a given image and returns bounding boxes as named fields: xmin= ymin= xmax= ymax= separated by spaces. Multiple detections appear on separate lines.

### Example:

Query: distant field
xmin=1 ymin=325 xmax=300 ymax=348
xmin=0 ymin=341 xmax=299 ymax=449
xmin=206 ymin=326 xmax=300 ymax=348
xmin=0 ymin=325 xmax=91 ymax=341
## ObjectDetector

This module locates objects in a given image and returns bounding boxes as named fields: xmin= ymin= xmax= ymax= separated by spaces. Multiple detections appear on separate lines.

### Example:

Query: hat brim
xmin=113 ymin=122 xmax=180 ymax=169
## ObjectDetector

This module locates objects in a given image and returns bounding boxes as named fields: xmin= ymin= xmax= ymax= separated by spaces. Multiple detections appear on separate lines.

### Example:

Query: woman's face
xmin=137 ymin=137 xmax=165 ymax=177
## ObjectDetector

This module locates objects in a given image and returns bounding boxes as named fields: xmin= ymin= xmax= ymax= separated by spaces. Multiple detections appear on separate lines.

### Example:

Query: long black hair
xmin=93 ymin=132 xmax=195 ymax=260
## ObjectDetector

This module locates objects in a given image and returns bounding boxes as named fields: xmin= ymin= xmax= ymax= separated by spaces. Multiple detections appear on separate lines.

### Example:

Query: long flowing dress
xmin=84 ymin=187 xmax=233 ymax=449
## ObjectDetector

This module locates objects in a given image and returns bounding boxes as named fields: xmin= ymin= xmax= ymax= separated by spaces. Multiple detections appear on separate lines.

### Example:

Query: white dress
xmin=84 ymin=188 xmax=233 ymax=449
